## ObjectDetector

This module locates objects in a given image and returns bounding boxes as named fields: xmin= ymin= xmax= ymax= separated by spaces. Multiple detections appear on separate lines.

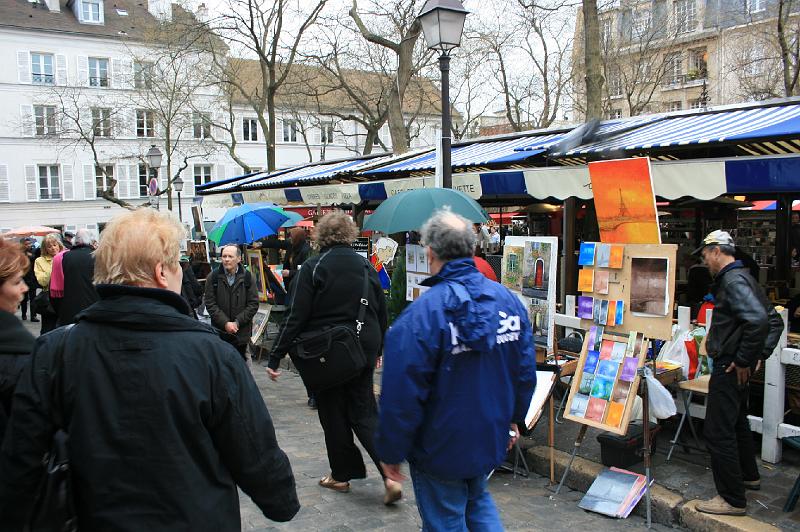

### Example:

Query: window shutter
xmin=77 ymin=56 xmax=89 ymax=86
xmin=97 ymin=0 xmax=104 ymax=23
xmin=0 ymin=165 xmax=8 ymax=202
xmin=181 ymin=170 xmax=194 ymax=197
xmin=115 ymin=164 xmax=128 ymax=198
xmin=128 ymin=164 xmax=139 ymax=198
xmin=20 ymin=105 xmax=33 ymax=137
xmin=111 ymin=59 xmax=122 ymax=89
xmin=62 ymin=164 xmax=74 ymax=200
xmin=17 ymin=51 xmax=30 ymax=83
xmin=159 ymin=166 xmax=167 ymax=191
xmin=55 ymin=54 xmax=68 ymax=86
xmin=25 ymin=165 xmax=37 ymax=201
xmin=83 ymin=164 xmax=96 ymax=200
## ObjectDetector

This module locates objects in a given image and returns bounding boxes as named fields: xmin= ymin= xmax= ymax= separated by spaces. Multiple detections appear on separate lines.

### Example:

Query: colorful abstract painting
xmin=586 ymin=398 xmax=608 ymax=422
xmin=588 ymin=158 xmax=661 ymax=244
xmin=590 ymin=376 xmax=615 ymax=400
xmin=584 ymin=350 xmax=600 ymax=374
xmin=620 ymin=357 xmax=639 ymax=382
xmin=578 ymin=268 xmax=594 ymax=292
xmin=570 ymin=394 xmax=590 ymax=417
xmin=605 ymin=401 xmax=625 ymax=427
xmin=609 ymin=245 xmax=625 ymax=268
xmin=578 ymin=296 xmax=594 ymax=319
xmin=579 ymin=242 xmax=596 ymax=266
xmin=593 ymin=270 xmax=610 ymax=295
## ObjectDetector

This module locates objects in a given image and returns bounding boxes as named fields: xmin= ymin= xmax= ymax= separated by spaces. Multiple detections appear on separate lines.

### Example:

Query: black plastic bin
xmin=596 ymin=421 xmax=661 ymax=468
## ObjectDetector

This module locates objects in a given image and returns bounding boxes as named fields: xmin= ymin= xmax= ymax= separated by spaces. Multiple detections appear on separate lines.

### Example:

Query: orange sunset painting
xmin=588 ymin=158 xmax=661 ymax=244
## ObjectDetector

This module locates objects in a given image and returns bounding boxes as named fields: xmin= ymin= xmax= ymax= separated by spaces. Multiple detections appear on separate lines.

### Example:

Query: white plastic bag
xmin=658 ymin=327 xmax=691 ymax=380
xmin=644 ymin=367 xmax=677 ymax=419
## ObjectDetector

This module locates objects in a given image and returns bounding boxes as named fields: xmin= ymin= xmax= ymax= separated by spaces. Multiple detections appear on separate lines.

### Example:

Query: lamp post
xmin=417 ymin=0 xmax=468 ymax=190
xmin=173 ymin=175 xmax=184 ymax=222
xmin=146 ymin=145 xmax=162 ymax=209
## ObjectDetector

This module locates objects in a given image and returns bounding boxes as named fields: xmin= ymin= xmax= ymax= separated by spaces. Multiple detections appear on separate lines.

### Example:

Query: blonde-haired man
xmin=0 ymin=208 xmax=299 ymax=530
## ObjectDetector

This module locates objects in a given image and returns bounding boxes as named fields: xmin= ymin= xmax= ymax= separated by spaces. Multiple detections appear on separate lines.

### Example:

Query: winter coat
xmin=204 ymin=264 xmax=260 ymax=346
xmin=706 ymin=260 xmax=784 ymax=368
xmin=33 ymin=254 xmax=54 ymax=289
xmin=181 ymin=262 xmax=203 ymax=310
xmin=267 ymin=244 xmax=388 ymax=370
xmin=0 ymin=284 xmax=299 ymax=531
xmin=260 ymin=238 xmax=311 ymax=289
xmin=0 ymin=311 xmax=35 ymax=441
xmin=376 ymin=257 xmax=537 ymax=480
xmin=58 ymin=245 xmax=99 ymax=326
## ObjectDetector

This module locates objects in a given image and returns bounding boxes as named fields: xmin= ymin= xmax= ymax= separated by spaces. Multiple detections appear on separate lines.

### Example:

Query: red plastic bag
xmin=684 ymin=337 xmax=699 ymax=380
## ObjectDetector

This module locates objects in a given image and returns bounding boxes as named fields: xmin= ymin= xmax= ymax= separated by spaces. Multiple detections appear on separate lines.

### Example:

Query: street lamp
xmin=173 ymin=175 xmax=184 ymax=222
xmin=146 ymin=145 xmax=162 ymax=209
xmin=417 ymin=0 xmax=468 ymax=189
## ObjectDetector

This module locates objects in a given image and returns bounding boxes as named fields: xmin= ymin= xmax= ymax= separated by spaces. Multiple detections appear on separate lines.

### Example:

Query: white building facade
xmin=0 ymin=0 xmax=439 ymax=233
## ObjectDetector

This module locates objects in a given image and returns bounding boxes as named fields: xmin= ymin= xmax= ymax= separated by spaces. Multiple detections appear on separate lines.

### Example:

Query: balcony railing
xmin=661 ymin=72 xmax=707 ymax=88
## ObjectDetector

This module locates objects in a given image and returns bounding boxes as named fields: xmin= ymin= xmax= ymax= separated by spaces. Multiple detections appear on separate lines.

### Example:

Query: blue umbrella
xmin=280 ymin=211 xmax=306 ymax=228
xmin=363 ymin=188 xmax=489 ymax=234
xmin=208 ymin=203 xmax=290 ymax=245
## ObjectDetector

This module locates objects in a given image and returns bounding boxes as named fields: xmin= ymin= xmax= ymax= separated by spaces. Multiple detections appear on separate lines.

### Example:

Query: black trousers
xmin=40 ymin=310 xmax=58 ymax=334
xmin=316 ymin=367 xmax=385 ymax=482
xmin=19 ymin=286 xmax=35 ymax=318
xmin=704 ymin=362 xmax=759 ymax=508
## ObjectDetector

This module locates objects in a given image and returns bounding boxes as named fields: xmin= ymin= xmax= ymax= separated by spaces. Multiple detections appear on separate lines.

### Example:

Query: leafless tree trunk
xmin=778 ymin=0 xmax=800 ymax=96
xmin=583 ymin=0 xmax=604 ymax=120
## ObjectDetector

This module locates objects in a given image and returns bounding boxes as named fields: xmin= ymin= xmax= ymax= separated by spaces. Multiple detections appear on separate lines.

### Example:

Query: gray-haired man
xmin=695 ymin=230 xmax=783 ymax=516
xmin=58 ymin=228 xmax=99 ymax=325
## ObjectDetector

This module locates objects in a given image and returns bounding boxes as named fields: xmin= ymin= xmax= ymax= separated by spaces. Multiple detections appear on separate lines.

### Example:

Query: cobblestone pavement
xmin=240 ymin=362 xmax=670 ymax=532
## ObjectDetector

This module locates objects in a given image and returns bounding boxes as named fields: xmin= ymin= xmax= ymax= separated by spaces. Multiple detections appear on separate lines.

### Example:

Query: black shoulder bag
xmin=289 ymin=263 xmax=370 ymax=392
xmin=26 ymin=325 xmax=77 ymax=532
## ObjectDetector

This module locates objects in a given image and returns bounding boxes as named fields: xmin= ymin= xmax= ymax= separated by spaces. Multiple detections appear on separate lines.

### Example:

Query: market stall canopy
xmin=363 ymin=188 xmax=489 ymax=233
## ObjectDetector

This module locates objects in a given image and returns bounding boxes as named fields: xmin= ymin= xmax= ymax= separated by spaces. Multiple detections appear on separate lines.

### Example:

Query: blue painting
xmin=578 ymin=242 xmax=596 ymax=266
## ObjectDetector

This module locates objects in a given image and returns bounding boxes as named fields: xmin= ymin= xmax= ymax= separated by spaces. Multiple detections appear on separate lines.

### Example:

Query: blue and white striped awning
xmin=365 ymin=133 xmax=563 ymax=175
xmin=567 ymin=104 xmax=800 ymax=155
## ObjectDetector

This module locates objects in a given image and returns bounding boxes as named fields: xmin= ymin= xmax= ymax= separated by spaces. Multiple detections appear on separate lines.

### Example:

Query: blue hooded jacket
xmin=376 ymin=258 xmax=537 ymax=480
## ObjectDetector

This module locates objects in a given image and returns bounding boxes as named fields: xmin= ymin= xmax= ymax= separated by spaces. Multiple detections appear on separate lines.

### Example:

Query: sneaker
xmin=743 ymin=479 xmax=761 ymax=491
xmin=308 ymin=397 xmax=317 ymax=409
xmin=696 ymin=496 xmax=746 ymax=516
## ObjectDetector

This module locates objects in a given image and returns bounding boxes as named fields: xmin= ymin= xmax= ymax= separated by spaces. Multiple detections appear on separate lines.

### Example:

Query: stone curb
xmin=526 ymin=445 xmax=778 ymax=531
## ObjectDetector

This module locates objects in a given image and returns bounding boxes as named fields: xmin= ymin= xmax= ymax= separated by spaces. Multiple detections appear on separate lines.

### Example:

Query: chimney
xmin=196 ymin=2 xmax=207 ymax=22
xmin=44 ymin=0 xmax=61 ymax=12
xmin=147 ymin=0 xmax=171 ymax=21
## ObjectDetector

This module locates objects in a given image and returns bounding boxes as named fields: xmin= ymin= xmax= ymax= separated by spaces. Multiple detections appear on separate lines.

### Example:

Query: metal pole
xmin=440 ymin=53 xmax=452 ymax=189
xmin=177 ymin=191 xmax=183 ymax=222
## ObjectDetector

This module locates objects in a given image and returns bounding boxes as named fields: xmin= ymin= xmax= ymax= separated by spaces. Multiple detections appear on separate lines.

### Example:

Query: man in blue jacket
xmin=376 ymin=209 xmax=537 ymax=531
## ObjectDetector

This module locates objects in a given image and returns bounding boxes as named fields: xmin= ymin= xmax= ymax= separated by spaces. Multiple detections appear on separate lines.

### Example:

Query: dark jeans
xmin=316 ymin=367 xmax=384 ymax=482
xmin=704 ymin=362 xmax=759 ymax=508
xmin=19 ymin=285 xmax=35 ymax=318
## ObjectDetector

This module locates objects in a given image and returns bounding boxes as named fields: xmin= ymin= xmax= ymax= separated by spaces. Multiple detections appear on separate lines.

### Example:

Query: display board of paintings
xmin=246 ymin=249 xmax=268 ymax=303
xmin=563 ymin=327 xmax=647 ymax=435
xmin=405 ymin=244 xmax=431 ymax=302
xmin=502 ymin=236 xmax=559 ymax=351
xmin=577 ymin=242 xmax=677 ymax=341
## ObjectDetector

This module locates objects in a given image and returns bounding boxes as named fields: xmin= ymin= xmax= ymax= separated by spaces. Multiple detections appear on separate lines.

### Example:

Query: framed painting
xmin=246 ymin=249 xmax=268 ymax=302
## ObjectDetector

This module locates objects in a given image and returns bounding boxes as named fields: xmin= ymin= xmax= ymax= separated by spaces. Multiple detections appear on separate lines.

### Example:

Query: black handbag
xmin=26 ymin=325 xmax=77 ymax=532
xmin=32 ymin=290 xmax=52 ymax=316
xmin=289 ymin=263 xmax=371 ymax=392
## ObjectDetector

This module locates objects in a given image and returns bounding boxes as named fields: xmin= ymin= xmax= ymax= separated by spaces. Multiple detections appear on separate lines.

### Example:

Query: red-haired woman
xmin=0 ymin=238 xmax=35 ymax=440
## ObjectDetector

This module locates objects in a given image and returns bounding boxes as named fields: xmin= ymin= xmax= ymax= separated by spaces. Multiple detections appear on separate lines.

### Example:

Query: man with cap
xmin=694 ymin=230 xmax=783 ymax=516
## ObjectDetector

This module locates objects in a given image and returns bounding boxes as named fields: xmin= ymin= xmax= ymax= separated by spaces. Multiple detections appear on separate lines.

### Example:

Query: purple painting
xmin=578 ymin=296 xmax=594 ymax=319
xmin=620 ymin=357 xmax=639 ymax=382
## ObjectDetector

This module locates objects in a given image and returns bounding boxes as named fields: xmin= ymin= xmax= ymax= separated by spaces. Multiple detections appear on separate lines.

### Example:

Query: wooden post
xmin=549 ymin=395 xmax=555 ymax=484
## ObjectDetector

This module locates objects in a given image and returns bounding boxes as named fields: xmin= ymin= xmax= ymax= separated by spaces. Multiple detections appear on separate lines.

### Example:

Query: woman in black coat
xmin=0 ymin=239 xmax=35 ymax=440
xmin=266 ymin=212 xmax=400 ymax=505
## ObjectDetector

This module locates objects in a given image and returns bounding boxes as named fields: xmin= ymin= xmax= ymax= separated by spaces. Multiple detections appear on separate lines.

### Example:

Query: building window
xmin=136 ymin=110 xmax=155 ymax=138
xmin=320 ymin=122 xmax=335 ymax=144
xmin=600 ymin=18 xmax=612 ymax=45
xmin=88 ymin=57 xmax=109 ymax=87
xmin=134 ymin=61 xmax=153 ymax=89
xmin=34 ymin=105 xmax=57 ymax=136
xmin=193 ymin=112 xmax=211 ymax=139
xmin=666 ymin=101 xmax=683 ymax=112
xmin=92 ymin=108 xmax=111 ymax=137
xmin=95 ymin=165 xmax=114 ymax=197
xmin=38 ymin=165 xmax=60 ymax=200
xmin=193 ymin=165 xmax=212 ymax=187
xmin=688 ymin=48 xmax=707 ymax=80
xmin=242 ymin=118 xmax=258 ymax=141
xmin=609 ymin=109 xmax=622 ymax=119
xmin=674 ymin=0 xmax=697 ymax=34
xmin=690 ymin=98 xmax=706 ymax=109
xmin=632 ymin=9 xmax=651 ymax=39
xmin=747 ymin=0 xmax=764 ymax=13
xmin=664 ymin=52 xmax=682 ymax=85
xmin=282 ymin=119 xmax=298 ymax=143
xmin=138 ymin=164 xmax=148 ymax=197
xmin=31 ymin=53 xmax=54 ymax=85
xmin=82 ymin=0 xmax=101 ymax=22
xmin=608 ymin=69 xmax=623 ymax=97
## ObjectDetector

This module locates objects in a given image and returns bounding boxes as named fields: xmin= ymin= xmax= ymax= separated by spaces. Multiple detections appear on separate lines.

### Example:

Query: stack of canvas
xmin=578 ymin=467 xmax=648 ymax=518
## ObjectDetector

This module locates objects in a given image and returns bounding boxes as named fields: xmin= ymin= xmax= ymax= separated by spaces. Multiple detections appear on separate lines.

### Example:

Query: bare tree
xmin=210 ymin=0 xmax=327 ymax=172
xmin=778 ymin=0 xmax=800 ymax=96
xmin=582 ymin=0 xmax=604 ymax=120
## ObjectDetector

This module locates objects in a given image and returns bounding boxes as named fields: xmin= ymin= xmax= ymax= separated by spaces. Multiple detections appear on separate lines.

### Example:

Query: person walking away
xmin=18 ymin=239 xmax=38 ymax=322
xmin=58 ymin=229 xmax=99 ymax=326
xmin=260 ymin=227 xmax=311 ymax=291
xmin=376 ymin=209 xmax=537 ymax=530
xmin=265 ymin=212 xmax=400 ymax=505
xmin=33 ymin=233 xmax=65 ymax=334
xmin=180 ymin=255 xmax=203 ymax=318
xmin=204 ymin=244 xmax=259 ymax=359
xmin=0 ymin=208 xmax=299 ymax=531
xmin=694 ymin=230 xmax=784 ymax=516
xmin=0 ymin=239 xmax=35 ymax=441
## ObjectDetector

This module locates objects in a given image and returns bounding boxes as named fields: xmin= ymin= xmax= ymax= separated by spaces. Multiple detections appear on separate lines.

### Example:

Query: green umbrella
xmin=363 ymin=188 xmax=489 ymax=234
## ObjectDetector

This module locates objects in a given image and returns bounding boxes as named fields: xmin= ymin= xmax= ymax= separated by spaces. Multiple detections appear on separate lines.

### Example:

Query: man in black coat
xmin=204 ymin=244 xmax=260 ymax=358
xmin=180 ymin=256 xmax=203 ymax=318
xmin=694 ymin=230 xmax=784 ymax=517
xmin=260 ymin=228 xmax=311 ymax=290
xmin=18 ymin=239 xmax=38 ymax=322
xmin=0 ymin=208 xmax=299 ymax=531
xmin=58 ymin=229 xmax=99 ymax=326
